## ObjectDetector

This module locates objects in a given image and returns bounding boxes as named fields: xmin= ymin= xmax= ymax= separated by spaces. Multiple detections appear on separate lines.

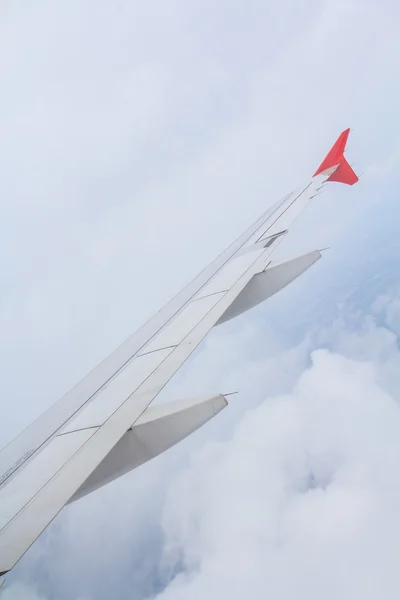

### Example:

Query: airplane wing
xmin=0 ymin=129 xmax=358 ymax=577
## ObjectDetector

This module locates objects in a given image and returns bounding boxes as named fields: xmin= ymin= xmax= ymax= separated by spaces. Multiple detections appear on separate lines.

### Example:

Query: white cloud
xmin=372 ymin=289 xmax=400 ymax=338
xmin=1 ymin=583 xmax=89 ymax=600
xmin=1 ymin=583 xmax=49 ymax=600
xmin=156 ymin=334 xmax=400 ymax=600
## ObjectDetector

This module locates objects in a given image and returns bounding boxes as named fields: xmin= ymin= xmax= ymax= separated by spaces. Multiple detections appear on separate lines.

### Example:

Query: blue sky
xmin=2 ymin=0 xmax=400 ymax=598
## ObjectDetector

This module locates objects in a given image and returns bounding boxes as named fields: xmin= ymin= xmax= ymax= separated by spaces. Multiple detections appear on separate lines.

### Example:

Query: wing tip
xmin=313 ymin=128 xmax=358 ymax=185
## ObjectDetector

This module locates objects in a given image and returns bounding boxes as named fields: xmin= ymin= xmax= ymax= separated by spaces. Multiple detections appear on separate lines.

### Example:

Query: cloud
xmin=372 ymin=289 xmax=400 ymax=337
xmin=2 ymin=582 xmax=89 ymax=600
xmin=156 ymin=330 xmax=400 ymax=600
xmin=1 ymin=582 xmax=51 ymax=600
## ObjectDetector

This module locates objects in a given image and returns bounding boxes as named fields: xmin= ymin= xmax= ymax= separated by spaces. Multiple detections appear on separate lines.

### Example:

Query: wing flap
xmin=60 ymin=347 xmax=175 ymax=434
xmin=139 ymin=293 xmax=225 ymax=355
xmin=193 ymin=250 xmax=265 ymax=299
xmin=0 ymin=429 xmax=95 ymax=533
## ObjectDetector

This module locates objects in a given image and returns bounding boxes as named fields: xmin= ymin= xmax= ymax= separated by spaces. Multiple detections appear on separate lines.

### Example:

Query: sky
xmin=2 ymin=0 xmax=400 ymax=597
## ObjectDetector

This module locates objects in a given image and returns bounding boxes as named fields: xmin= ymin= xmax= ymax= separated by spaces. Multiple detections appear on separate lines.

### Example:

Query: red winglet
xmin=313 ymin=128 xmax=358 ymax=185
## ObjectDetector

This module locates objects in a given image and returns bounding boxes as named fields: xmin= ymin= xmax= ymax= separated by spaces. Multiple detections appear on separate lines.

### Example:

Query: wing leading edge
xmin=0 ymin=130 xmax=358 ymax=577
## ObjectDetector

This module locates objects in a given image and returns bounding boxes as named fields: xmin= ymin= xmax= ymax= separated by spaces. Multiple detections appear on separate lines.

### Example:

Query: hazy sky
xmin=2 ymin=0 xmax=400 ymax=598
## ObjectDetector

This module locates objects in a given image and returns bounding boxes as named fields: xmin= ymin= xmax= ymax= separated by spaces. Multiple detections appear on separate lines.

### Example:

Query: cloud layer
xmin=159 ymin=347 xmax=400 ymax=600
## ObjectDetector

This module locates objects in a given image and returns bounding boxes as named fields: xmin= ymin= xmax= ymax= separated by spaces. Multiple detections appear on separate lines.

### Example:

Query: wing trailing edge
xmin=313 ymin=128 xmax=358 ymax=185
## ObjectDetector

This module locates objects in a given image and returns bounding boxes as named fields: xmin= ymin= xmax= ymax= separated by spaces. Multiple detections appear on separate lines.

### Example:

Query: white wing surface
xmin=0 ymin=129 xmax=358 ymax=576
